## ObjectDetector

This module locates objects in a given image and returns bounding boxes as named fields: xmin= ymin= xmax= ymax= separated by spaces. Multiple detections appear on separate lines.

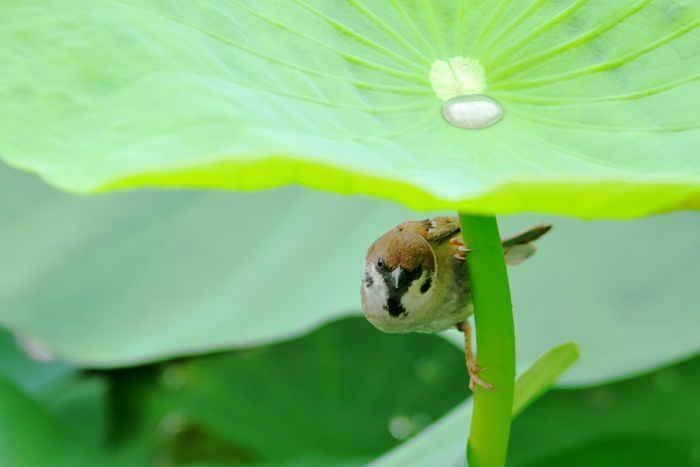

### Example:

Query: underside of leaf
xmin=1 ymin=0 xmax=699 ymax=217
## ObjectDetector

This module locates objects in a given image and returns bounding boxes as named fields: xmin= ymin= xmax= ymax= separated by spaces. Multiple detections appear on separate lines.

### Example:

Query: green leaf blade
xmin=1 ymin=1 xmax=699 ymax=217
xmin=512 ymin=342 xmax=580 ymax=418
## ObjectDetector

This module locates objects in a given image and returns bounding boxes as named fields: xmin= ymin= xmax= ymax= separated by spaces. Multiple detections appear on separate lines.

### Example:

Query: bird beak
xmin=391 ymin=267 xmax=403 ymax=287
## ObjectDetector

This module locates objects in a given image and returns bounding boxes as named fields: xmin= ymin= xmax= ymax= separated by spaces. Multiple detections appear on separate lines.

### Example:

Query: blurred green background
xmin=2 ymin=315 xmax=700 ymax=466
xmin=1 ymin=162 xmax=699 ymax=465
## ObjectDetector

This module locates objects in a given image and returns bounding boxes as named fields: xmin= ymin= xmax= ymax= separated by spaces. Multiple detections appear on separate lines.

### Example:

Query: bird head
xmin=361 ymin=231 xmax=436 ymax=326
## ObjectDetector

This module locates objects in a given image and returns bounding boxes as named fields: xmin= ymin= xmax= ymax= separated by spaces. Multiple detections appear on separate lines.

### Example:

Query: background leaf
xmin=3 ymin=316 xmax=469 ymax=466
xmin=102 ymin=317 xmax=470 ymax=466
xmin=504 ymin=210 xmax=700 ymax=386
xmin=1 ymin=316 xmax=698 ymax=466
xmin=377 ymin=347 xmax=700 ymax=467
xmin=371 ymin=342 xmax=581 ymax=467
xmin=110 ymin=317 xmax=469 ymax=466
xmin=1 ymin=164 xmax=699 ymax=387
xmin=0 ymin=162 xmax=415 ymax=365
xmin=1 ymin=0 xmax=699 ymax=217
xmin=369 ymin=400 xmax=472 ymax=467
xmin=0 ymin=375 xmax=107 ymax=467
xmin=0 ymin=330 xmax=109 ymax=447
xmin=0 ymin=316 xmax=471 ymax=466
xmin=507 ymin=351 xmax=700 ymax=466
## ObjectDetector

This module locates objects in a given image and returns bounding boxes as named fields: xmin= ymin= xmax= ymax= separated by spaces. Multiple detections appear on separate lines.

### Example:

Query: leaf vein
xmin=489 ymin=0 xmax=654 ymax=81
xmin=509 ymin=107 xmax=700 ymax=133
xmin=343 ymin=0 xmax=432 ymax=65
xmin=483 ymin=0 xmax=589 ymax=66
xmin=291 ymin=0 xmax=428 ymax=74
xmin=496 ymin=72 xmax=700 ymax=104
xmin=493 ymin=17 xmax=700 ymax=91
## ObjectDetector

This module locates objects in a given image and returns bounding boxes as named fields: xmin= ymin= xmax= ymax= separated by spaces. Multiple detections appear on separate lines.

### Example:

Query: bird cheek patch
xmin=420 ymin=276 xmax=432 ymax=294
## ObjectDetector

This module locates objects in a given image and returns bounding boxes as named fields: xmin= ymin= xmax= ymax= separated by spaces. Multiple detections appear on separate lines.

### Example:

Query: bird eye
xmin=377 ymin=258 xmax=384 ymax=268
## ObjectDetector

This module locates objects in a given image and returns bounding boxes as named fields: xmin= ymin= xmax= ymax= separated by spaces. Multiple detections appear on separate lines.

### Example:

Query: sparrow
xmin=361 ymin=216 xmax=551 ymax=392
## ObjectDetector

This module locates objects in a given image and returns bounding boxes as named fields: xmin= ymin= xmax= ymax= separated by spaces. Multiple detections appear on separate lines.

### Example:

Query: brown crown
xmin=366 ymin=231 xmax=436 ymax=273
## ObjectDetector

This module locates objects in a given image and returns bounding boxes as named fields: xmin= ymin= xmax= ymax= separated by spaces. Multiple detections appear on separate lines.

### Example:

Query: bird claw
xmin=467 ymin=358 xmax=499 ymax=393
xmin=450 ymin=237 xmax=474 ymax=259
xmin=449 ymin=236 xmax=463 ymax=246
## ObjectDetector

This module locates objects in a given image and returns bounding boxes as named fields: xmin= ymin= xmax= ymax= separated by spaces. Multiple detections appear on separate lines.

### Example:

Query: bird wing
xmin=392 ymin=216 xmax=461 ymax=242
xmin=392 ymin=219 xmax=552 ymax=265
xmin=501 ymin=224 xmax=552 ymax=265
xmin=501 ymin=224 xmax=552 ymax=247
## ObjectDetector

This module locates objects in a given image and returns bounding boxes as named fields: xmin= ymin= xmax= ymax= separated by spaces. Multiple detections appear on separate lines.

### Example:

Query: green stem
xmin=458 ymin=214 xmax=515 ymax=467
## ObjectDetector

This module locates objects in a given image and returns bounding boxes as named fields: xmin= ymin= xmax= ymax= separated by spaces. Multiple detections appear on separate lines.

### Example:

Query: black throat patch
xmin=384 ymin=294 xmax=406 ymax=317
xmin=381 ymin=267 xmax=429 ymax=318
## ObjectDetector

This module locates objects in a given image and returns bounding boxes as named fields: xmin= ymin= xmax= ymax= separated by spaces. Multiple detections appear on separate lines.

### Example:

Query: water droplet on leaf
xmin=442 ymin=94 xmax=504 ymax=129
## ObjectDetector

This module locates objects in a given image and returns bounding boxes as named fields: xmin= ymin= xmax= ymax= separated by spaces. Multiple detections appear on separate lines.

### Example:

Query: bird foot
xmin=467 ymin=355 xmax=499 ymax=394
xmin=457 ymin=320 xmax=500 ymax=394
xmin=450 ymin=236 xmax=474 ymax=260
